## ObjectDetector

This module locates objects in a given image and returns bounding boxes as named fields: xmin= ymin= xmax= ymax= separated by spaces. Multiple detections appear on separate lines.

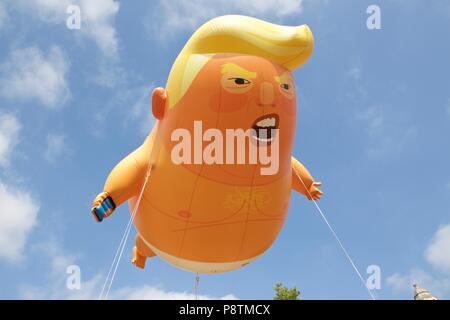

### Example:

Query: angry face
xmin=161 ymin=54 xmax=297 ymax=184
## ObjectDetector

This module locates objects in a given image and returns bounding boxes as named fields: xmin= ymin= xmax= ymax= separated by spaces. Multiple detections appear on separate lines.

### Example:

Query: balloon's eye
xmin=278 ymin=81 xmax=295 ymax=99
xmin=230 ymin=78 xmax=251 ymax=85
xmin=221 ymin=74 xmax=254 ymax=94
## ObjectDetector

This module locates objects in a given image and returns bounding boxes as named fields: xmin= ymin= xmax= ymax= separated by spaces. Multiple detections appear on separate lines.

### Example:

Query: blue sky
xmin=0 ymin=0 xmax=449 ymax=300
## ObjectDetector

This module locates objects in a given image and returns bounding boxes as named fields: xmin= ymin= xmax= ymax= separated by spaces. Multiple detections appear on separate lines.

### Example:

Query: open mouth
xmin=251 ymin=113 xmax=279 ymax=143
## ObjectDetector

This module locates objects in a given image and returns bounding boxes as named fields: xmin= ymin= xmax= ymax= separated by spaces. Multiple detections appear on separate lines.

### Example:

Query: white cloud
xmin=10 ymin=0 xmax=120 ymax=58
xmin=12 ymin=0 xmax=69 ymax=23
xmin=91 ymin=62 xmax=127 ymax=89
xmin=19 ymin=239 xmax=82 ymax=299
xmin=150 ymin=0 xmax=304 ymax=35
xmin=0 ymin=115 xmax=39 ymax=264
xmin=425 ymin=224 xmax=450 ymax=274
xmin=0 ymin=182 xmax=39 ymax=263
xmin=21 ymin=276 xmax=237 ymax=300
xmin=386 ymin=273 xmax=410 ymax=293
xmin=44 ymin=133 xmax=69 ymax=162
xmin=387 ymin=269 xmax=450 ymax=299
xmin=235 ymin=0 xmax=303 ymax=16
xmin=110 ymin=285 xmax=237 ymax=300
xmin=128 ymin=84 xmax=155 ymax=135
xmin=0 ymin=114 xmax=20 ymax=167
xmin=18 ymin=236 xmax=237 ymax=299
xmin=20 ymin=241 xmax=237 ymax=299
xmin=20 ymin=274 xmax=103 ymax=300
xmin=79 ymin=0 xmax=120 ymax=58
xmin=0 ymin=46 xmax=70 ymax=108
xmin=387 ymin=223 xmax=450 ymax=299
xmin=34 ymin=240 xmax=77 ymax=273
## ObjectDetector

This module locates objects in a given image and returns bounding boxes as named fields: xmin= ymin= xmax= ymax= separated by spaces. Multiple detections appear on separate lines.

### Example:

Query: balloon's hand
xmin=307 ymin=182 xmax=323 ymax=201
xmin=91 ymin=192 xmax=116 ymax=222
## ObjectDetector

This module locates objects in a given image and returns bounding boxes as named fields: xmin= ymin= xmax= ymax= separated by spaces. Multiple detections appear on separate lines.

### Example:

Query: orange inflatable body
xmin=92 ymin=15 xmax=322 ymax=273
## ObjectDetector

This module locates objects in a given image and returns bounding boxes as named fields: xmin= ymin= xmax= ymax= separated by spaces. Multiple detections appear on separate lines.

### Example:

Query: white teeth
xmin=256 ymin=117 xmax=276 ymax=127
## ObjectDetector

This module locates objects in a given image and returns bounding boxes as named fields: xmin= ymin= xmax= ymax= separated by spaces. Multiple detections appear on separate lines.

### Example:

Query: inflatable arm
xmin=291 ymin=156 xmax=323 ymax=201
xmin=91 ymin=128 xmax=155 ymax=222
xmin=90 ymin=88 xmax=166 ymax=222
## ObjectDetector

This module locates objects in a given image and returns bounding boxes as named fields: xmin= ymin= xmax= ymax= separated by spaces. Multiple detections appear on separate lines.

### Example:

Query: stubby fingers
xmin=309 ymin=182 xmax=323 ymax=201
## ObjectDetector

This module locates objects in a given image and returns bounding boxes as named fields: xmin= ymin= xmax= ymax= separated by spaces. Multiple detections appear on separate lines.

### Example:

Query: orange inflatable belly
xmin=130 ymin=145 xmax=292 ymax=273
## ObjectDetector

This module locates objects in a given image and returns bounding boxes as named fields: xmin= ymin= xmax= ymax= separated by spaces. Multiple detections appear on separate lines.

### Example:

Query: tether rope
xmin=98 ymin=167 xmax=152 ymax=300
xmin=294 ymin=169 xmax=375 ymax=300
xmin=194 ymin=272 xmax=200 ymax=300
xmin=98 ymin=123 xmax=162 ymax=300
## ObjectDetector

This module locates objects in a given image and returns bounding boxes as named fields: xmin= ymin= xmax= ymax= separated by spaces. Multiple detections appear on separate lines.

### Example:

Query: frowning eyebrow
xmin=275 ymin=72 xmax=292 ymax=84
xmin=221 ymin=63 xmax=257 ymax=79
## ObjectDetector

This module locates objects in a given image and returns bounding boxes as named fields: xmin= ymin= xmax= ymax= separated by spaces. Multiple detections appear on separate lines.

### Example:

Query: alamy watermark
xmin=366 ymin=264 xmax=381 ymax=290
xmin=171 ymin=120 xmax=280 ymax=175
xmin=66 ymin=5 xmax=81 ymax=30
xmin=66 ymin=264 xmax=81 ymax=290
xmin=367 ymin=5 xmax=381 ymax=30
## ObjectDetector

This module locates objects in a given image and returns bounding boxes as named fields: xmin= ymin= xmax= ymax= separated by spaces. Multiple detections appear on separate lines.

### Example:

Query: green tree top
xmin=274 ymin=282 xmax=300 ymax=300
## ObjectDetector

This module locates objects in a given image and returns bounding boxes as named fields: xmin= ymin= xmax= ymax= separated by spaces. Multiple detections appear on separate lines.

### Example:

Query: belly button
xmin=178 ymin=210 xmax=191 ymax=218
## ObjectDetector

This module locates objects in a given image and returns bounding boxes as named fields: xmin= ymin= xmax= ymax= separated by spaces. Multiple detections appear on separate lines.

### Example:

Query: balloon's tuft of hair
xmin=166 ymin=15 xmax=314 ymax=108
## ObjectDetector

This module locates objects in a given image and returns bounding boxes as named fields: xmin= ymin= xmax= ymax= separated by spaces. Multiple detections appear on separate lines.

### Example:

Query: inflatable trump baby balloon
xmin=91 ymin=15 xmax=323 ymax=273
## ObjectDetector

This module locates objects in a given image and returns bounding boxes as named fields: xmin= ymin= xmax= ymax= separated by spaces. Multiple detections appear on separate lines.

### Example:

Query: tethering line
xmin=294 ymin=169 xmax=376 ymax=300
xmin=194 ymin=272 xmax=200 ymax=300
xmin=98 ymin=167 xmax=152 ymax=300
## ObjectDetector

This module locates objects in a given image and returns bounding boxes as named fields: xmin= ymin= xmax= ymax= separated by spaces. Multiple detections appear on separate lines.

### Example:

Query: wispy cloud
xmin=21 ymin=277 xmax=238 ymax=300
xmin=149 ymin=0 xmax=304 ymax=37
xmin=11 ymin=0 xmax=70 ymax=24
xmin=90 ymin=62 xmax=127 ymax=89
xmin=0 ymin=113 xmax=20 ymax=167
xmin=19 ymin=238 xmax=237 ymax=300
xmin=0 ymin=182 xmax=39 ymax=263
xmin=127 ymin=84 xmax=155 ymax=135
xmin=344 ymin=60 xmax=416 ymax=158
xmin=111 ymin=286 xmax=237 ymax=300
xmin=387 ymin=223 xmax=450 ymax=299
xmin=348 ymin=65 xmax=361 ymax=82
xmin=0 ymin=1 xmax=8 ymax=31
xmin=33 ymin=239 xmax=77 ymax=274
xmin=5 ymin=0 xmax=121 ymax=93
xmin=357 ymin=104 xmax=416 ymax=157
xmin=19 ymin=238 xmax=79 ymax=299
xmin=10 ymin=0 xmax=120 ymax=58
xmin=0 ymin=114 xmax=39 ymax=264
xmin=79 ymin=0 xmax=120 ymax=58
xmin=358 ymin=105 xmax=384 ymax=138
xmin=387 ymin=269 xmax=450 ymax=299
xmin=425 ymin=224 xmax=450 ymax=274
xmin=44 ymin=133 xmax=69 ymax=163
xmin=0 ymin=46 xmax=70 ymax=108
xmin=343 ymin=59 xmax=367 ymax=103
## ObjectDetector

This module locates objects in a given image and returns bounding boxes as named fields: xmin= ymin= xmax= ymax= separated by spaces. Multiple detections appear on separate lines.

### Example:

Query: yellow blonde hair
xmin=166 ymin=15 xmax=314 ymax=108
